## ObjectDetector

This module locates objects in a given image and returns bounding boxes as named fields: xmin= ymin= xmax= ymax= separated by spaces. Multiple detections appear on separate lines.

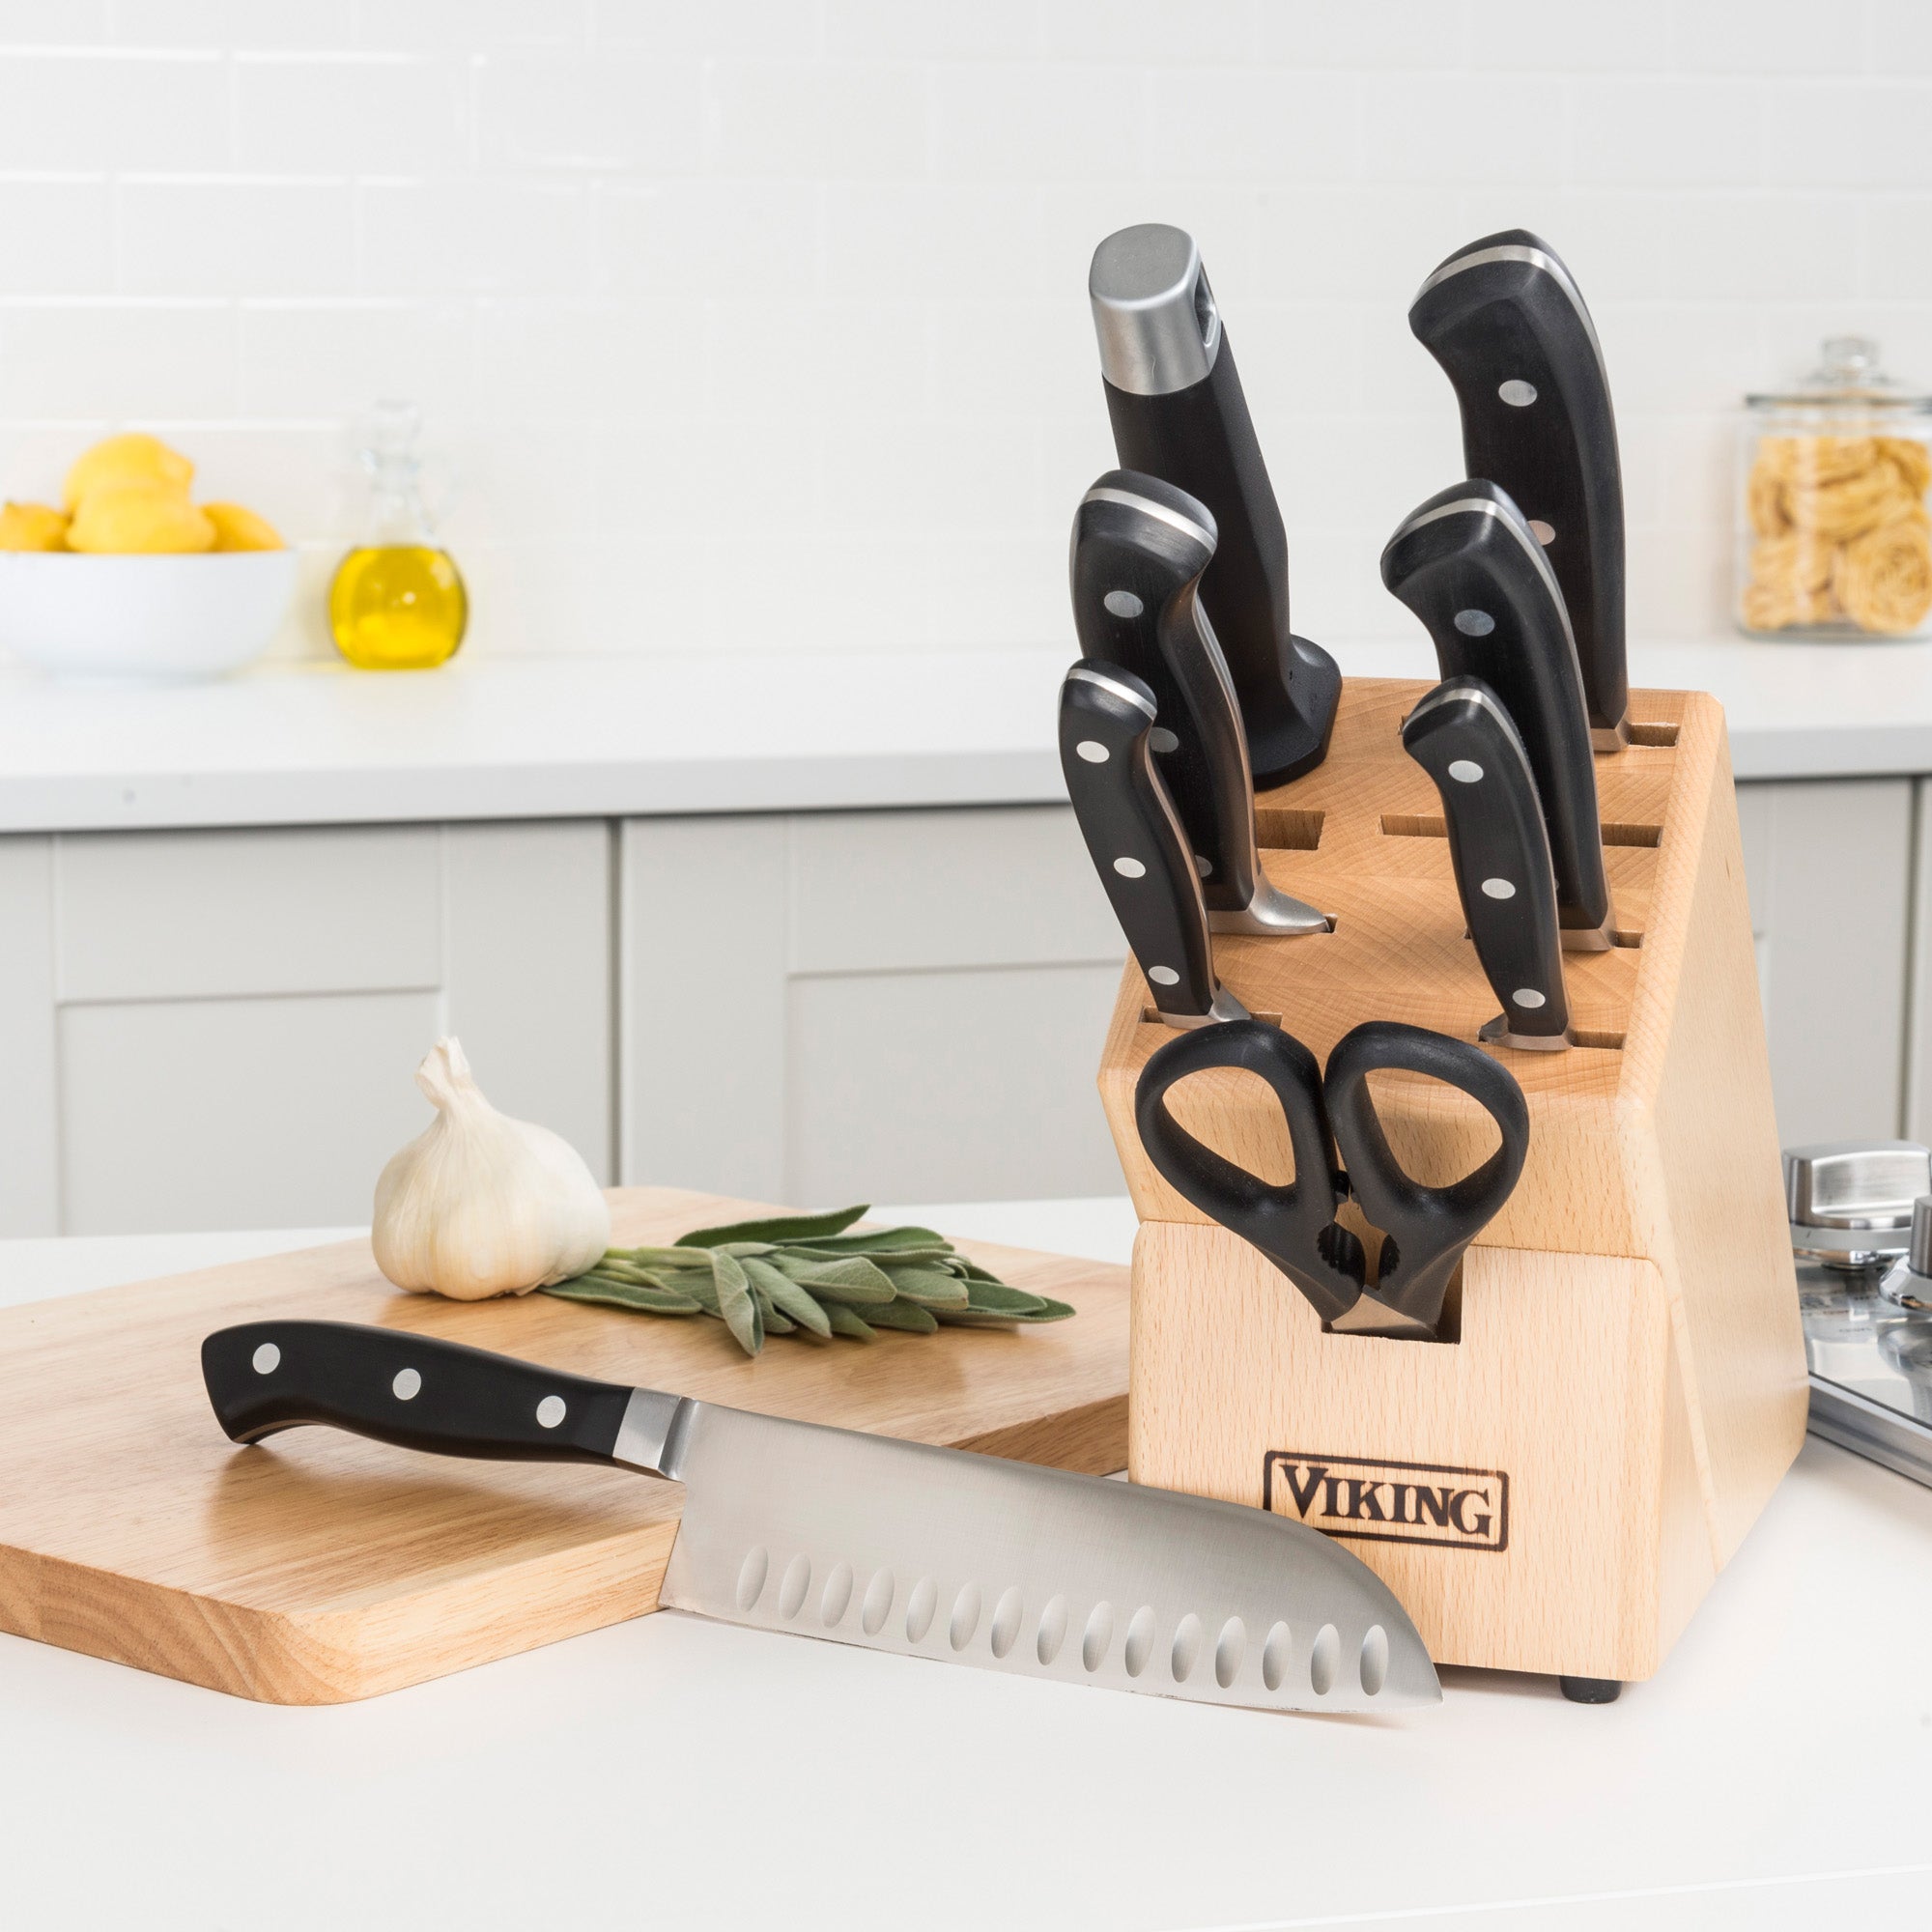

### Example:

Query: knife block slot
xmin=1254 ymin=806 xmax=1323 ymax=850
xmin=1138 ymin=1009 xmax=1284 ymax=1030
xmin=1099 ymin=677 xmax=1805 ymax=1690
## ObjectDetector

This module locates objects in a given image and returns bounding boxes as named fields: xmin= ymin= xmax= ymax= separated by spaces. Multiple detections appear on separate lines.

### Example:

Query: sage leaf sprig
xmin=541 ymin=1204 xmax=1074 ymax=1357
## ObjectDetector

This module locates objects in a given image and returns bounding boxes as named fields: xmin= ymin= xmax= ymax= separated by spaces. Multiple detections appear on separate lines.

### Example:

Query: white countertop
xmin=4 ymin=1203 xmax=1931 ymax=1931
xmin=1 ymin=637 xmax=1927 ymax=836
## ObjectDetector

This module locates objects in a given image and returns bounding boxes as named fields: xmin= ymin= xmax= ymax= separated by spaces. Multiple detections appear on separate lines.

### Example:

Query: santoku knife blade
xmin=1069 ymin=469 xmax=1327 ymax=938
xmin=1059 ymin=660 xmax=1246 ymax=1028
xmin=1090 ymin=223 xmax=1340 ymax=785
xmin=1409 ymin=229 xmax=1629 ymax=750
xmin=202 ymin=1321 xmax=1440 ymax=1716
xmin=1403 ymin=677 xmax=1573 ymax=1051
xmin=1381 ymin=479 xmax=1615 ymax=950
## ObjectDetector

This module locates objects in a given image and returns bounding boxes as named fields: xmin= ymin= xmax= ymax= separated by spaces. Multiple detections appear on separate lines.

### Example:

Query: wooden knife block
xmin=1095 ymin=678 xmax=1808 ymax=1685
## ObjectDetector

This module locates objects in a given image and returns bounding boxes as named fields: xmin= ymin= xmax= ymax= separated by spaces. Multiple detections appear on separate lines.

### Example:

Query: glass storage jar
xmin=1737 ymin=337 xmax=1932 ymax=639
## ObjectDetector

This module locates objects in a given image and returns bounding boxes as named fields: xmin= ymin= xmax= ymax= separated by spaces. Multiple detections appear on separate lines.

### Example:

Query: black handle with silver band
xmin=1059 ymin=660 xmax=1246 ymax=1029
xmin=1090 ymin=223 xmax=1340 ymax=787
xmin=1381 ymin=479 xmax=1614 ymax=950
xmin=1402 ymin=677 xmax=1572 ymax=1051
xmin=1069 ymin=471 xmax=1327 ymax=939
xmin=1409 ymin=229 xmax=1629 ymax=751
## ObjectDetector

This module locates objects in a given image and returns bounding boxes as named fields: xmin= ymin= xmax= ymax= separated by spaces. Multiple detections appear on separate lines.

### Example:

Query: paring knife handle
xmin=1409 ymin=229 xmax=1628 ymax=747
xmin=1059 ymin=660 xmax=1243 ymax=1028
xmin=1402 ymin=678 xmax=1572 ymax=1050
xmin=1091 ymin=224 xmax=1340 ymax=786
xmin=202 ymin=1320 xmax=635 ymax=1468
xmin=1380 ymin=478 xmax=1614 ymax=944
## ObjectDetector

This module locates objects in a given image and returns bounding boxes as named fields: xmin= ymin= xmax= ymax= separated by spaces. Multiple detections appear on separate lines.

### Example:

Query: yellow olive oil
xmin=329 ymin=544 xmax=468 ymax=670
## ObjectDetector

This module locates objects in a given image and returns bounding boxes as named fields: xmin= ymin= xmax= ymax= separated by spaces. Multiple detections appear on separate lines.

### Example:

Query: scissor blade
xmin=658 ymin=1399 xmax=1439 ymax=1714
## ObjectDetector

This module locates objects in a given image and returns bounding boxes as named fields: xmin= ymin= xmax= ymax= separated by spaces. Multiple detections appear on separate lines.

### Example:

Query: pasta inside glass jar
xmin=1738 ymin=338 xmax=1932 ymax=639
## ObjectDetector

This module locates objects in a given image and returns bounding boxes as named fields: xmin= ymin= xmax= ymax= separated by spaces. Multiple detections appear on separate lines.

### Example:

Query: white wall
xmin=1 ymin=1 xmax=1927 ymax=663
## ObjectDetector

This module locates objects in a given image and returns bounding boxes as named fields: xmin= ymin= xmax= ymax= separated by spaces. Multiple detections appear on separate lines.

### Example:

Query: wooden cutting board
xmin=0 ymin=1188 xmax=1128 ymax=1704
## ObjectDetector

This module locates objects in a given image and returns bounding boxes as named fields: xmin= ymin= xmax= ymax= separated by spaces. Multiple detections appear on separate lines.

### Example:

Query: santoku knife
xmin=1409 ymin=229 xmax=1629 ymax=749
xmin=1069 ymin=470 xmax=1327 ymax=938
xmin=1403 ymin=677 xmax=1572 ymax=1051
xmin=1059 ymin=660 xmax=1246 ymax=1028
xmin=1090 ymin=223 xmax=1340 ymax=785
xmin=1381 ymin=479 xmax=1615 ymax=950
xmin=202 ymin=1321 xmax=1439 ymax=1715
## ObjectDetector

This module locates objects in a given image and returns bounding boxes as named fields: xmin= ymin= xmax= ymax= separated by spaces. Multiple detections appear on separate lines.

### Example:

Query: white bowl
xmin=0 ymin=550 xmax=300 ymax=682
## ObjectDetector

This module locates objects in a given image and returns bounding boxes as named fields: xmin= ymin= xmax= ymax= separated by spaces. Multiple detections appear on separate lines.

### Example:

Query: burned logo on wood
xmin=1263 ymin=1453 xmax=1509 ymax=1553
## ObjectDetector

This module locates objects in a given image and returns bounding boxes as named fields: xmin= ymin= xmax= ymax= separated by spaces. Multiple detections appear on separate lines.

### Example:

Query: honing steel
xmin=1135 ymin=1018 xmax=1528 ymax=1338
xmin=1069 ymin=470 xmax=1327 ymax=938
xmin=1409 ymin=229 xmax=1629 ymax=749
xmin=1403 ymin=677 xmax=1574 ymax=1051
xmin=1089 ymin=222 xmax=1340 ymax=785
xmin=1381 ymin=479 xmax=1615 ymax=950
xmin=201 ymin=1320 xmax=1439 ymax=1715
xmin=1059 ymin=661 xmax=1247 ymax=1028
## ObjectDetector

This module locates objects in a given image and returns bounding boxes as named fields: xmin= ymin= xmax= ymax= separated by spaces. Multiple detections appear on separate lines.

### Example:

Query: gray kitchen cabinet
xmin=0 ymin=820 xmax=611 ymax=1238
xmin=618 ymin=806 xmax=1128 ymax=1207
xmin=1734 ymin=778 xmax=1914 ymax=1148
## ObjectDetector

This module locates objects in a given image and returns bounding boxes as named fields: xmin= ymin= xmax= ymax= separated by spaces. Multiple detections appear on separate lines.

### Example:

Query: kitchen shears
xmin=1133 ymin=1018 xmax=1529 ymax=1337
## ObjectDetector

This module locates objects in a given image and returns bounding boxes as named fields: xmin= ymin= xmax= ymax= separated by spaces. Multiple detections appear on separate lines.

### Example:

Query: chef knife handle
xmin=1408 ymin=228 xmax=1627 ymax=743
xmin=202 ymin=1320 xmax=637 ymax=1468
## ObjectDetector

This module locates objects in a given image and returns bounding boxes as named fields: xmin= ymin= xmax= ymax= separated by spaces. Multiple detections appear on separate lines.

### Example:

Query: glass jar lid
xmin=1748 ymin=335 xmax=1932 ymax=412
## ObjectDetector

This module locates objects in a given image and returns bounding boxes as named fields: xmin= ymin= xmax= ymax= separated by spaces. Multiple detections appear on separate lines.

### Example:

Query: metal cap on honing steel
xmin=1090 ymin=224 xmax=1222 ymax=397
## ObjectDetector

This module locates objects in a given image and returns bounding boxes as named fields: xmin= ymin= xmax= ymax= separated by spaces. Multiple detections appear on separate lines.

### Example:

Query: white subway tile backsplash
xmin=0 ymin=15 xmax=1915 ymax=659
xmin=1569 ymin=78 xmax=1765 ymax=188
xmin=0 ymin=301 xmax=239 ymax=417
xmin=0 ymin=53 xmax=231 ymax=171
xmin=0 ymin=180 xmax=115 ymax=294
xmin=1362 ymin=71 xmax=1571 ymax=185
xmin=235 ymin=54 xmax=469 ymax=174
xmin=1764 ymin=82 xmax=1932 ymax=191
xmin=116 ymin=178 xmax=356 ymax=296
xmin=705 ymin=62 xmax=930 ymax=181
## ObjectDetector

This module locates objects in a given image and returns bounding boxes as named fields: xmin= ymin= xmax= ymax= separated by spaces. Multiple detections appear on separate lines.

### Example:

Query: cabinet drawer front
xmin=783 ymin=962 xmax=1127 ymax=1205
xmin=789 ymin=808 xmax=1122 ymax=974
xmin=59 ymin=991 xmax=440 ymax=1235
xmin=57 ymin=826 xmax=443 ymax=1003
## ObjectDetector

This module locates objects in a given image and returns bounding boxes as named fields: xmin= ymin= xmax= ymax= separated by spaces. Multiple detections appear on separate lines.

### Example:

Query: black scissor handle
xmin=1133 ymin=1019 xmax=1363 ymax=1323
xmin=1323 ymin=1021 xmax=1529 ymax=1332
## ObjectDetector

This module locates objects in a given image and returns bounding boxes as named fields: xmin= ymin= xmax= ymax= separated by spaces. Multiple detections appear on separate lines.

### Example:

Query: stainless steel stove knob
xmin=1786 ymin=1140 xmax=1932 ymax=1270
xmin=1879 ymin=1197 xmax=1932 ymax=1308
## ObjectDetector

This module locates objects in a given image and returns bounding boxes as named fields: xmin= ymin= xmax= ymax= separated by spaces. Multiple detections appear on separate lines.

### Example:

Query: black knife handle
xmin=202 ymin=1320 xmax=633 ymax=1465
xmin=1409 ymin=230 xmax=1627 ymax=746
xmin=1381 ymin=479 xmax=1613 ymax=944
xmin=1402 ymin=678 xmax=1572 ymax=1049
xmin=1059 ymin=661 xmax=1241 ymax=1028
xmin=1090 ymin=224 xmax=1338 ymax=785
xmin=1323 ymin=1021 xmax=1529 ymax=1332
xmin=1069 ymin=470 xmax=1263 ymax=916
xmin=1133 ymin=1019 xmax=1362 ymax=1323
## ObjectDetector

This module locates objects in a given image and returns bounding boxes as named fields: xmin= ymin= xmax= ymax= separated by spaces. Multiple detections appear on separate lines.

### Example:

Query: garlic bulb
xmin=372 ymin=1037 xmax=611 ymax=1300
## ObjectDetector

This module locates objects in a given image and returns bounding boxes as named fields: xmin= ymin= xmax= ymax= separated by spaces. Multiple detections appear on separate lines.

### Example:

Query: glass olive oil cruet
xmin=328 ymin=400 xmax=469 ymax=670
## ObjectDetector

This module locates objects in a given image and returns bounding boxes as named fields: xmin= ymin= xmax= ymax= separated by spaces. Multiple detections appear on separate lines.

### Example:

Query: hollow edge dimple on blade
xmin=654 ymin=1402 xmax=1440 ymax=1716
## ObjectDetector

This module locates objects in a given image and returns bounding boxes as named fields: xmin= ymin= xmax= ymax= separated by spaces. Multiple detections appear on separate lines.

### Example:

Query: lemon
xmin=67 ymin=480 xmax=216 ymax=554
xmin=202 ymin=501 xmax=284 ymax=552
xmin=62 ymin=433 xmax=194 ymax=514
xmin=0 ymin=499 xmax=70 ymax=551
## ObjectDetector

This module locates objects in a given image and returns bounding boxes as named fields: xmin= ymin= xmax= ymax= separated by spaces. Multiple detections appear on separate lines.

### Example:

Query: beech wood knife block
xmin=1095 ymin=677 xmax=1808 ymax=1685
